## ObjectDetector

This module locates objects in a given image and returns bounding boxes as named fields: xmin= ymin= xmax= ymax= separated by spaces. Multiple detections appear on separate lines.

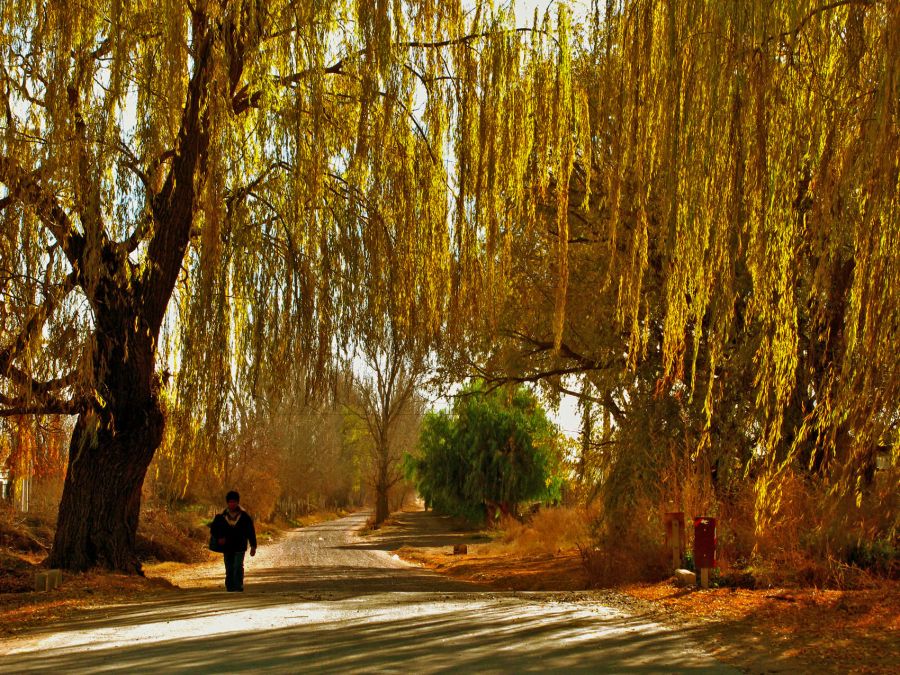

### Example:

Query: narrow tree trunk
xmin=374 ymin=450 xmax=390 ymax=525
xmin=374 ymin=484 xmax=390 ymax=525
xmin=373 ymin=435 xmax=392 ymax=526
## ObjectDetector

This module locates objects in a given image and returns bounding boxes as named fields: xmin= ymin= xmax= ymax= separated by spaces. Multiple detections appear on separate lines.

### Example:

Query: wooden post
xmin=700 ymin=568 xmax=710 ymax=589
xmin=664 ymin=512 xmax=685 ymax=571
xmin=671 ymin=526 xmax=680 ymax=570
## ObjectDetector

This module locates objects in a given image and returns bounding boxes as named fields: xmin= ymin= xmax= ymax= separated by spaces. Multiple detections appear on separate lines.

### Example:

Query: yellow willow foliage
xmin=588 ymin=0 xmax=899 ymax=511
xmin=4 ymin=0 xmax=893 ymax=517
xmin=0 ymin=0 xmax=584 ymax=478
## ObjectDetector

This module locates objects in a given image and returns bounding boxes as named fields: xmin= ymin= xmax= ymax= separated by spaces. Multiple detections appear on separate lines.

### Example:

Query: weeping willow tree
xmin=460 ymin=0 xmax=898 ymax=548
xmin=2 ymin=0 xmax=895 ymax=571
xmin=0 ymin=0 xmax=582 ymax=571
xmin=595 ymin=0 xmax=898 ymax=530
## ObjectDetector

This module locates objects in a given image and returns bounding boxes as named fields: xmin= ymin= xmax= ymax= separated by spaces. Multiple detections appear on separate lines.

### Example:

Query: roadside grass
xmin=486 ymin=507 xmax=590 ymax=556
xmin=136 ymin=507 xmax=209 ymax=564
xmin=0 ymin=508 xmax=54 ymax=593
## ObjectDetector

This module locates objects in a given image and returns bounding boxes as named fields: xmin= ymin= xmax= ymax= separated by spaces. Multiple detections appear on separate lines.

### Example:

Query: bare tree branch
xmin=0 ymin=391 xmax=80 ymax=416
xmin=778 ymin=0 xmax=877 ymax=41
xmin=0 ymin=272 xmax=78 ymax=378
xmin=114 ymin=139 xmax=152 ymax=190
xmin=0 ymin=156 xmax=85 ymax=267
xmin=2 ymin=364 xmax=81 ymax=396
xmin=0 ymin=404 xmax=79 ymax=417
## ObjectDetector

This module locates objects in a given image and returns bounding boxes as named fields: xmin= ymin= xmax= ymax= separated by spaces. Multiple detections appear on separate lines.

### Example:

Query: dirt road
xmin=0 ymin=512 xmax=736 ymax=673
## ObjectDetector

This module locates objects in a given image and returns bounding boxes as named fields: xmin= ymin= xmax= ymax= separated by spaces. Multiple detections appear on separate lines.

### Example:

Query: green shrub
xmin=406 ymin=382 xmax=566 ymax=523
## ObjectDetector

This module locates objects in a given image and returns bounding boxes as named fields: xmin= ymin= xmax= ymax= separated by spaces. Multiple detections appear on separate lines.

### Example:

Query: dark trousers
xmin=223 ymin=551 xmax=246 ymax=591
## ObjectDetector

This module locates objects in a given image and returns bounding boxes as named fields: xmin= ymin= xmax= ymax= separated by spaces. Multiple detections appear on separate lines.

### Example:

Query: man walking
xmin=210 ymin=490 xmax=257 ymax=592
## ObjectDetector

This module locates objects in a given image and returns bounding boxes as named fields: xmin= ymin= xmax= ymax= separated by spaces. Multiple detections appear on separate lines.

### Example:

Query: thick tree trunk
xmin=41 ymin=9 xmax=214 ymax=573
xmin=48 ymin=295 xmax=165 ymax=572
xmin=48 ymin=392 xmax=163 ymax=572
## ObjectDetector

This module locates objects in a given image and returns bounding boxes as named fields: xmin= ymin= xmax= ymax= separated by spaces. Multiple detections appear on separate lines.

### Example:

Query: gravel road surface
xmin=0 ymin=512 xmax=737 ymax=673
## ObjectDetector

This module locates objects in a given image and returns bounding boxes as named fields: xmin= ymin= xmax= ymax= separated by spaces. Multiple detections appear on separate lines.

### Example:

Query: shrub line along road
xmin=0 ymin=512 xmax=736 ymax=673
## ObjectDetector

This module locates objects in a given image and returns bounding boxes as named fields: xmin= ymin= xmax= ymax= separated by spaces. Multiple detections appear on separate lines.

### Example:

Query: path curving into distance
xmin=0 ymin=511 xmax=736 ymax=673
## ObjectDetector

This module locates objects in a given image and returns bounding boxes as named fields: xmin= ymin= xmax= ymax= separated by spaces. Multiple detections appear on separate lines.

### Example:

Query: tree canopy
xmin=451 ymin=0 xmax=899 ymax=540
xmin=0 ymin=0 xmax=896 ymax=569
xmin=0 ymin=0 xmax=584 ymax=569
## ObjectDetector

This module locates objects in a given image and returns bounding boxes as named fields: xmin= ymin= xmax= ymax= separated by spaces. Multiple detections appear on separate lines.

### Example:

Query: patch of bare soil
xmin=384 ymin=510 xmax=900 ymax=674
xmin=399 ymin=546 xmax=588 ymax=590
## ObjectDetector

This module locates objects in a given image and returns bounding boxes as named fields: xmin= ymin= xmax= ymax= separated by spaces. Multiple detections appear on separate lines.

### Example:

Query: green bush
xmin=845 ymin=538 xmax=899 ymax=578
xmin=405 ymin=382 xmax=565 ymax=522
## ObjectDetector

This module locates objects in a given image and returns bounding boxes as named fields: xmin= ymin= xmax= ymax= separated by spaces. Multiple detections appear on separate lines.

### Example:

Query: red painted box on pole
xmin=693 ymin=517 xmax=717 ymax=568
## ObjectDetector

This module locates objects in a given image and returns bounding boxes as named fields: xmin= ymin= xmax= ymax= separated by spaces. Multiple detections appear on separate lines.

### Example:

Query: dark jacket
xmin=210 ymin=507 xmax=257 ymax=553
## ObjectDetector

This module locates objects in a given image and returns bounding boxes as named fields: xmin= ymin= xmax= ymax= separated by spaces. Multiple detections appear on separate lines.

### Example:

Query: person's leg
xmin=234 ymin=551 xmax=246 ymax=591
xmin=223 ymin=552 xmax=235 ymax=591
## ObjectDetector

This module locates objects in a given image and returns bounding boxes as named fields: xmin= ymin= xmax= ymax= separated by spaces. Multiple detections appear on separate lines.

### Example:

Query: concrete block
xmin=34 ymin=569 xmax=63 ymax=591
xmin=673 ymin=569 xmax=696 ymax=587
xmin=34 ymin=571 xmax=48 ymax=592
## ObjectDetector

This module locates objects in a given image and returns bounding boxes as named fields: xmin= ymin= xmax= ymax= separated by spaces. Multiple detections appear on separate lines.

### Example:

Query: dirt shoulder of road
xmin=0 ymin=509 xmax=350 ymax=637
xmin=377 ymin=510 xmax=900 ymax=674
xmin=0 ymin=568 xmax=181 ymax=638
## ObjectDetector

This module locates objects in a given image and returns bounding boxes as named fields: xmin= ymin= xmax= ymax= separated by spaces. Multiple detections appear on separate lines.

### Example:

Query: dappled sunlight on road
xmin=3 ymin=591 xmax=729 ymax=673
xmin=0 ymin=512 xmax=736 ymax=674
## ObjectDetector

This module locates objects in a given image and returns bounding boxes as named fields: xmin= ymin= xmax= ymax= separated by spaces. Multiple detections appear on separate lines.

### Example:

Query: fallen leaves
xmin=0 ymin=570 xmax=177 ymax=637
xmin=399 ymin=544 xmax=589 ymax=591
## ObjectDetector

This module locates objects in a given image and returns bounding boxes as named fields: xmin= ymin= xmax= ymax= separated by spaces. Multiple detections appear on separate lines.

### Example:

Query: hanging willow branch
xmin=0 ymin=0 xmax=894 ymax=529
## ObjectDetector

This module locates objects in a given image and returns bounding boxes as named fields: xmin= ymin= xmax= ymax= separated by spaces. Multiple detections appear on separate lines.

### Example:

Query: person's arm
xmin=248 ymin=516 xmax=257 ymax=555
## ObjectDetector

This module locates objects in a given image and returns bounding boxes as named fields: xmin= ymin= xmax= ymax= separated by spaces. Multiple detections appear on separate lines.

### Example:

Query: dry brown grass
xmin=0 ymin=508 xmax=52 ymax=554
xmin=135 ymin=508 xmax=209 ymax=564
xmin=0 ymin=508 xmax=54 ymax=593
xmin=487 ymin=507 xmax=590 ymax=556
xmin=624 ymin=579 xmax=900 ymax=673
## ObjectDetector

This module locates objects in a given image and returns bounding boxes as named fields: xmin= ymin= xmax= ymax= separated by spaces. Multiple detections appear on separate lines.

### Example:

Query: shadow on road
xmin=346 ymin=510 xmax=490 ymax=551
xmin=3 ymin=593 xmax=728 ymax=674
xmin=0 ymin=511 xmax=739 ymax=674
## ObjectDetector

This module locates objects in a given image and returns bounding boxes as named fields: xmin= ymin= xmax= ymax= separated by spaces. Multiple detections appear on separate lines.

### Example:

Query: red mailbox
xmin=693 ymin=516 xmax=717 ymax=569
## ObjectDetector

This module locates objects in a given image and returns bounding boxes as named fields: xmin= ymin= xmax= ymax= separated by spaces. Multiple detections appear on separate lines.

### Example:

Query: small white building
xmin=0 ymin=464 xmax=31 ymax=511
